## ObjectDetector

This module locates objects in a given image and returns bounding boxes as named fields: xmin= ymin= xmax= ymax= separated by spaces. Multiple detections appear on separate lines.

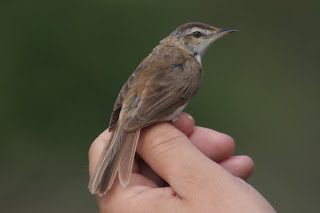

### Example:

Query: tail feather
xmin=88 ymin=127 xmax=124 ymax=195
xmin=119 ymin=130 xmax=140 ymax=187
xmin=88 ymin=127 xmax=139 ymax=196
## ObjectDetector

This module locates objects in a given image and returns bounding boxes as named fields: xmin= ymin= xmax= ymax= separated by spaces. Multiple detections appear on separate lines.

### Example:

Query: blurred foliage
xmin=1 ymin=0 xmax=319 ymax=212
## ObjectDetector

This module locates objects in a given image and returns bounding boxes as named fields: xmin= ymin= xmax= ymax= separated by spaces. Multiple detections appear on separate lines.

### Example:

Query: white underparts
xmin=195 ymin=54 xmax=201 ymax=64
xmin=190 ymin=51 xmax=202 ymax=64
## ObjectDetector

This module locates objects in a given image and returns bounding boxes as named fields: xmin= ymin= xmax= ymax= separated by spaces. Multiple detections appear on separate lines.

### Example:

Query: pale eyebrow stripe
xmin=188 ymin=28 xmax=208 ymax=36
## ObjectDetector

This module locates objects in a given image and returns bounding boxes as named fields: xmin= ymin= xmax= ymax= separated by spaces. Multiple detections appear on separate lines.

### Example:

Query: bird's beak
xmin=207 ymin=28 xmax=238 ymax=46
xmin=218 ymin=28 xmax=239 ymax=36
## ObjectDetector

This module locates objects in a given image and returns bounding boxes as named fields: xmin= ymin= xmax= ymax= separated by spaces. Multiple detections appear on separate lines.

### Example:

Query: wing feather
xmin=108 ymin=66 xmax=142 ymax=131
xmin=109 ymin=44 xmax=202 ymax=133
xmin=124 ymin=53 xmax=202 ymax=131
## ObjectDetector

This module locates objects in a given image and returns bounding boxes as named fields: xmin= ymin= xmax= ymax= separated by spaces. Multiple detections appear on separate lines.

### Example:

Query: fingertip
xmin=189 ymin=127 xmax=235 ymax=162
xmin=222 ymin=134 xmax=235 ymax=157
xmin=241 ymin=155 xmax=255 ymax=179
xmin=211 ymin=131 xmax=235 ymax=156
xmin=171 ymin=112 xmax=195 ymax=136
xmin=219 ymin=155 xmax=254 ymax=180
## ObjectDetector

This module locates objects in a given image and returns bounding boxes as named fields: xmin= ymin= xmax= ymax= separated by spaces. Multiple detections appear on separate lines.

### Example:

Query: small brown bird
xmin=89 ymin=22 xmax=237 ymax=195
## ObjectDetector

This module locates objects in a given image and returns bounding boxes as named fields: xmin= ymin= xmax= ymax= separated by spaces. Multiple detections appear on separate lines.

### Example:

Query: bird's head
xmin=161 ymin=22 xmax=238 ymax=62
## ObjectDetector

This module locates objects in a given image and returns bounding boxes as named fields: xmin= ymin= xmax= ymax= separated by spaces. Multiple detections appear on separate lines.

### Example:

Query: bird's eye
xmin=193 ymin=31 xmax=202 ymax=38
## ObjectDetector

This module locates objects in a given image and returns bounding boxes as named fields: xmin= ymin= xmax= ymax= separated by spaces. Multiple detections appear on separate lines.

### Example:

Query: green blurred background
xmin=1 ymin=0 xmax=319 ymax=212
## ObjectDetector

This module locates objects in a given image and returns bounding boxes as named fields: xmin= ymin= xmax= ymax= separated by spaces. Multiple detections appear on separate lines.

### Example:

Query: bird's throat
xmin=190 ymin=51 xmax=202 ymax=64
xmin=195 ymin=54 xmax=201 ymax=64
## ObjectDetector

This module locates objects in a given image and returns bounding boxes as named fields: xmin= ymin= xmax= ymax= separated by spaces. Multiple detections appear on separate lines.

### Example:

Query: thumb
xmin=136 ymin=122 xmax=228 ymax=198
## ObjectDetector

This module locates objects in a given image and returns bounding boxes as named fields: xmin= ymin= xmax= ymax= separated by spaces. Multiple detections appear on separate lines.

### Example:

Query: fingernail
xmin=187 ymin=113 xmax=194 ymax=121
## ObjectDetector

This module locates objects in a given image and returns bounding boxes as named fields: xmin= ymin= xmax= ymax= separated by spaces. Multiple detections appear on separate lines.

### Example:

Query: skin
xmin=89 ymin=113 xmax=276 ymax=212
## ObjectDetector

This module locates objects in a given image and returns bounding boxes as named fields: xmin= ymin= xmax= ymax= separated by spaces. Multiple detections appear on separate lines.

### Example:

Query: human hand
xmin=89 ymin=113 xmax=275 ymax=212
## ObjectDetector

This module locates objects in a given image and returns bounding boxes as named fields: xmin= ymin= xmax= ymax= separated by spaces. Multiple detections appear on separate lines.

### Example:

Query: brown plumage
xmin=88 ymin=22 xmax=237 ymax=195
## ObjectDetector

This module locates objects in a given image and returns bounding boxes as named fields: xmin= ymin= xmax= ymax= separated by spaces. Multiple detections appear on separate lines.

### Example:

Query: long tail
xmin=88 ymin=127 xmax=140 ymax=196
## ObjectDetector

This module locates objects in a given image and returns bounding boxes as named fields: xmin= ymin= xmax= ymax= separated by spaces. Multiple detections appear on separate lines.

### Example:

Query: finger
xmin=170 ymin=112 xmax=195 ymax=136
xmin=189 ymin=127 xmax=235 ymax=162
xmin=137 ymin=126 xmax=235 ymax=187
xmin=136 ymin=112 xmax=194 ymax=187
xmin=171 ymin=113 xmax=234 ymax=162
xmin=88 ymin=112 xmax=194 ymax=176
xmin=219 ymin=156 xmax=254 ymax=181
xmin=137 ymin=122 xmax=226 ymax=198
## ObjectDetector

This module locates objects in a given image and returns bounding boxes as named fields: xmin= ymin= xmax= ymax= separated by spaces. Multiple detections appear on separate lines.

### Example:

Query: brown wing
xmin=123 ymin=47 xmax=202 ymax=132
xmin=109 ymin=44 xmax=202 ymax=132
xmin=108 ymin=66 xmax=142 ymax=131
